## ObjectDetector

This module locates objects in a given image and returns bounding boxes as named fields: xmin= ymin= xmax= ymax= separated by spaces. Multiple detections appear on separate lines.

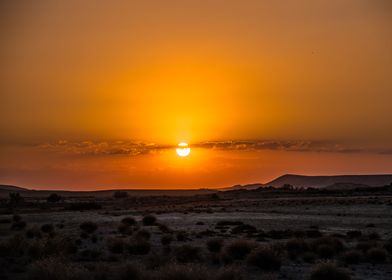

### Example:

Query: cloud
xmin=34 ymin=139 xmax=392 ymax=157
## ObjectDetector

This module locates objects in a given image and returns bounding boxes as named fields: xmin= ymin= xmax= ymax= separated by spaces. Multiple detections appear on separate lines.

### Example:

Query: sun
xmin=176 ymin=142 xmax=191 ymax=157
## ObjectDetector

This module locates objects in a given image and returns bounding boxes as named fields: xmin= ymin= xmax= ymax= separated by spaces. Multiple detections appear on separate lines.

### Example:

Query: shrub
xmin=67 ymin=202 xmax=102 ymax=211
xmin=121 ymin=217 xmax=136 ymax=226
xmin=207 ymin=238 xmax=224 ymax=253
xmin=29 ymin=257 xmax=91 ymax=280
xmin=26 ymin=227 xmax=42 ymax=239
xmin=215 ymin=266 xmax=244 ymax=280
xmin=222 ymin=240 xmax=253 ymax=261
xmin=231 ymin=224 xmax=257 ymax=235
xmin=246 ymin=246 xmax=281 ymax=271
xmin=309 ymin=262 xmax=351 ymax=280
xmin=346 ymin=230 xmax=362 ymax=239
xmin=128 ymin=238 xmax=151 ymax=255
xmin=286 ymin=238 xmax=309 ymax=259
xmin=312 ymin=236 xmax=344 ymax=259
xmin=47 ymin=193 xmax=62 ymax=203
xmin=303 ymin=252 xmax=317 ymax=263
xmin=367 ymin=248 xmax=388 ymax=264
xmin=11 ymin=220 xmax=26 ymax=230
xmin=80 ymin=221 xmax=98 ymax=234
xmin=117 ymin=262 xmax=144 ymax=280
xmin=113 ymin=191 xmax=128 ymax=199
xmin=41 ymin=224 xmax=54 ymax=233
xmin=153 ymin=264 xmax=209 ymax=280
xmin=356 ymin=240 xmax=378 ymax=252
xmin=176 ymin=231 xmax=188 ymax=242
xmin=161 ymin=234 xmax=173 ymax=246
xmin=384 ymin=238 xmax=392 ymax=254
xmin=107 ymin=238 xmax=125 ymax=254
xmin=342 ymin=250 xmax=362 ymax=265
xmin=134 ymin=229 xmax=151 ymax=240
xmin=175 ymin=245 xmax=201 ymax=263
xmin=142 ymin=215 xmax=157 ymax=226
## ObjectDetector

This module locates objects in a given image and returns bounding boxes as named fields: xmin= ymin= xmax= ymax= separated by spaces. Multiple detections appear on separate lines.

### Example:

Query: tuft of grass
xmin=246 ymin=246 xmax=281 ymax=271
xmin=311 ymin=236 xmax=344 ymax=259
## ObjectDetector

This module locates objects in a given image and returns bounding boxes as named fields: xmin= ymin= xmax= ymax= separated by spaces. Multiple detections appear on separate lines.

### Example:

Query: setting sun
xmin=176 ymin=142 xmax=191 ymax=157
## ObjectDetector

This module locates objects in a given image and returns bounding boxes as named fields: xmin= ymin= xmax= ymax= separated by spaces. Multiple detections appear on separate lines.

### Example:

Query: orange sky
xmin=0 ymin=1 xmax=392 ymax=189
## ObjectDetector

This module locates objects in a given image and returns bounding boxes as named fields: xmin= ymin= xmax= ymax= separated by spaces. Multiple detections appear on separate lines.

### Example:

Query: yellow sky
xmin=0 ymin=1 xmax=392 ymax=189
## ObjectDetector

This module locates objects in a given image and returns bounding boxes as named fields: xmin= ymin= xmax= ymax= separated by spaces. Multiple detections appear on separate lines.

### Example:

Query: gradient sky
xmin=1 ymin=1 xmax=392 ymax=189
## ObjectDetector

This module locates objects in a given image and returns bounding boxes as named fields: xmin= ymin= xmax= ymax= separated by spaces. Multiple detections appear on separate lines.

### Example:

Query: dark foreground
xmin=1 ymin=187 xmax=392 ymax=280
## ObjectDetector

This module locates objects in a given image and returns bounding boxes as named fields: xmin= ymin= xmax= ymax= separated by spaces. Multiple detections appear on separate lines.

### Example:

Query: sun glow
xmin=176 ymin=142 xmax=191 ymax=157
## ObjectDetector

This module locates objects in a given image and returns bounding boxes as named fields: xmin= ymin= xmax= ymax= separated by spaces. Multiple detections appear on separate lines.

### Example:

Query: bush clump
xmin=367 ymin=248 xmax=388 ymax=264
xmin=121 ymin=217 xmax=137 ymax=226
xmin=342 ymin=250 xmax=362 ymax=265
xmin=286 ymin=238 xmax=309 ymax=259
xmin=222 ymin=240 xmax=253 ymax=262
xmin=29 ymin=257 xmax=91 ymax=280
xmin=246 ymin=246 xmax=281 ymax=271
xmin=128 ymin=238 xmax=151 ymax=255
xmin=142 ymin=215 xmax=157 ymax=226
xmin=206 ymin=238 xmax=224 ymax=253
xmin=175 ymin=245 xmax=201 ymax=263
xmin=80 ymin=221 xmax=98 ymax=234
xmin=309 ymin=262 xmax=351 ymax=280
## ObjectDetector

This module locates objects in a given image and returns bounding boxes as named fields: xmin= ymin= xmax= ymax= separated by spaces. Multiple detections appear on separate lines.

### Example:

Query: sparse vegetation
xmin=246 ymin=246 xmax=281 ymax=271
xmin=309 ymin=262 xmax=351 ymax=280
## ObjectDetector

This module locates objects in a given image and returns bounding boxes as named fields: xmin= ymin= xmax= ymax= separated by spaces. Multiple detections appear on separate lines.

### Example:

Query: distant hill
xmin=0 ymin=185 xmax=29 ymax=192
xmin=225 ymin=174 xmax=392 ymax=190
xmin=265 ymin=174 xmax=392 ymax=189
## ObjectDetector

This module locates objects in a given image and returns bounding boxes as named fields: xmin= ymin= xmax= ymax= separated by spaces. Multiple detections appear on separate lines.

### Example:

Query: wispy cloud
xmin=35 ymin=139 xmax=392 ymax=156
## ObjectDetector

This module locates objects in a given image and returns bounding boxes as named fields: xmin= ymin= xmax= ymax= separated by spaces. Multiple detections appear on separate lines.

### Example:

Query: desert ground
xmin=1 ymin=187 xmax=392 ymax=280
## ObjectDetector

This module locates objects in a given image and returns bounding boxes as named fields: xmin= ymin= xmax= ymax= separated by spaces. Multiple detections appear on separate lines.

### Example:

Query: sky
xmin=1 ymin=0 xmax=392 ymax=190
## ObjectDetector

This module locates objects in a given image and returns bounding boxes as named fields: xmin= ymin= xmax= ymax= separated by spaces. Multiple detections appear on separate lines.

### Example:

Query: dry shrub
xmin=207 ymin=238 xmax=224 ymax=253
xmin=107 ymin=237 xmax=126 ymax=254
xmin=116 ymin=262 xmax=145 ymax=280
xmin=142 ymin=215 xmax=157 ymax=226
xmin=367 ymin=248 xmax=388 ymax=264
xmin=175 ymin=245 xmax=201 ymax=263
xmin=309 ymin=262 xmax=351 ymax=280
xmin=246 ymin=246 xmax=281 ymax=271
xmin=342 ymin=250 xmax=362 ymax=265
xmin=215 ymin=266 xmax=244 ymax=280
xmin=29 ymin=257 xmax=91 ymax=280
xmin=312 ymin=236 xmax=344 ymax=259
xmin=222 ymin=240 xmax=254 ymax=262
xmin=128 ymin=238 xmax=151 ymax=255
xmin=80 ymin=221 xmax=98 ymax=234
xmin=286 ymin=238 xmax=309 ymax=259
xmin=153 ymin=264 xmax=209 ymax=280
xmin=161 ymin=234 xmax=173 ymax=246
xmin=121 ymin=217 xmax=137 ymax=226
xmin=41 ymin=224 xmax=54 ymax=233
xmin=134 ymin=229 xmax=151 ymax=240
